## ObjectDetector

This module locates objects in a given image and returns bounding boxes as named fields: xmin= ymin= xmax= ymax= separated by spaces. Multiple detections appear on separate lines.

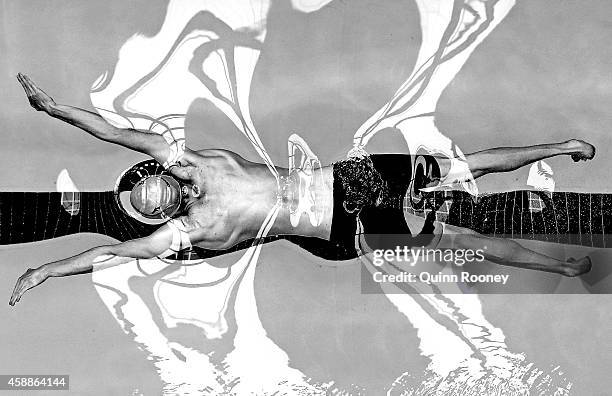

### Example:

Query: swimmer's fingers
xmin=16 ymin=73 xmax=33 ymax=96
xmin=16 ymin=73 xmax=37 ymax=96
xmin=16 ymin=73 xmax=55 ymax=113
xmin=9 ymin=269 xmax=33 ymax=306
xmin=22 ymin=74 xmax=44 ymax=94
xmin=9 ymin=276 xmax=21 ymax=306
xmin=23 ymin=74 xmax=53 ymax=103
xmin=9 ymin=271 xmax=29 ymax=306
xmin=9 ymin=267 xmax=49 ymax=306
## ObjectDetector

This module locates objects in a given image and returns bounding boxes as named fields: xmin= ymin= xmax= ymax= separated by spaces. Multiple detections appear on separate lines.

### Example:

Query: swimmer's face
xmin=130 ymin=175 xmax=182 ymax=218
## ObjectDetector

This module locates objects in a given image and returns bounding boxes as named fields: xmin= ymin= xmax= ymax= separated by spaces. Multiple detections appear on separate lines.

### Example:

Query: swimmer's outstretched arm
xmin=16 ymin=73 xmax=172 ymax=166
xmin=8 ymin=220 xmax=203 ymax=306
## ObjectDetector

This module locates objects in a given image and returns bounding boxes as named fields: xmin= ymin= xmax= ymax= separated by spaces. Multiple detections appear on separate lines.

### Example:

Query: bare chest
xmin=183 ymin=162 xmax=275 ymax=248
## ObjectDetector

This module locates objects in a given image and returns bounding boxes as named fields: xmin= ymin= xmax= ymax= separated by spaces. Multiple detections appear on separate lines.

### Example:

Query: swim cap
xmin=130 ymin=175 xmax=182 ymax=219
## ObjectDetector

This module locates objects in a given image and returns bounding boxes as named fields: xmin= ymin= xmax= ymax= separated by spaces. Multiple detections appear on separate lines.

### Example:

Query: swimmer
xmin=9 ymin=74 xmax=594 ymax=305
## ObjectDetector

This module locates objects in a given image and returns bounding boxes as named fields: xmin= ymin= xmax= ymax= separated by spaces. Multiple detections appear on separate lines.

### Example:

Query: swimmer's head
xmin=130 ymin=175 xmax=183 ymax=219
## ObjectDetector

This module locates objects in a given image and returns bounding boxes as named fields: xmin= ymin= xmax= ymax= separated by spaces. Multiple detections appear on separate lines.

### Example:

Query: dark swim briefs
xmin=328 ymin=154 xmax=437 ymax=260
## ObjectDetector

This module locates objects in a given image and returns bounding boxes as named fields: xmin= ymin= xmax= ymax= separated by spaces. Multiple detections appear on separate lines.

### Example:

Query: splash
xmin=89 ymin=0 xmax=317 ymax=393
xmin=527 ymin=161 xmax=556 ymax=193
xmin=56 ymin=169 xmax=81 ymax=216
xmin=389 ymin=363 xmax=571 ymax=395
xmin=287 ymin=134 xmax=326 ymax=227
xmin=87 ymin=0 xmax=574 ymax=394
xmin=351 ymin=0 xmax=573 ymax=394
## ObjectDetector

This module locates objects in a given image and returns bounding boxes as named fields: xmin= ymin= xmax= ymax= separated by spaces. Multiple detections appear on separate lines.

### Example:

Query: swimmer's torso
xmin=175 ymin=149 xmax=335 ymax=250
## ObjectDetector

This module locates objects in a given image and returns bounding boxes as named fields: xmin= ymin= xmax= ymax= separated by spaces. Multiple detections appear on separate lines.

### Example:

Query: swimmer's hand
xmin=9 ymin=266 xmax=49 ymax=306
xmin=16 ymin=73 xmax=56 ymax=113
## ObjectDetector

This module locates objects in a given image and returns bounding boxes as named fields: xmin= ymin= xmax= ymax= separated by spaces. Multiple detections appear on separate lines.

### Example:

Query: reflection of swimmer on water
xmin=9 ymin=73 xmax=595 ymax=305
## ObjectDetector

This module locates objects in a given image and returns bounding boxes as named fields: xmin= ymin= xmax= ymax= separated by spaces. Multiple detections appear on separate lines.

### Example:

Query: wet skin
xmin=171 ymin=148 xmax=335 ymax=250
